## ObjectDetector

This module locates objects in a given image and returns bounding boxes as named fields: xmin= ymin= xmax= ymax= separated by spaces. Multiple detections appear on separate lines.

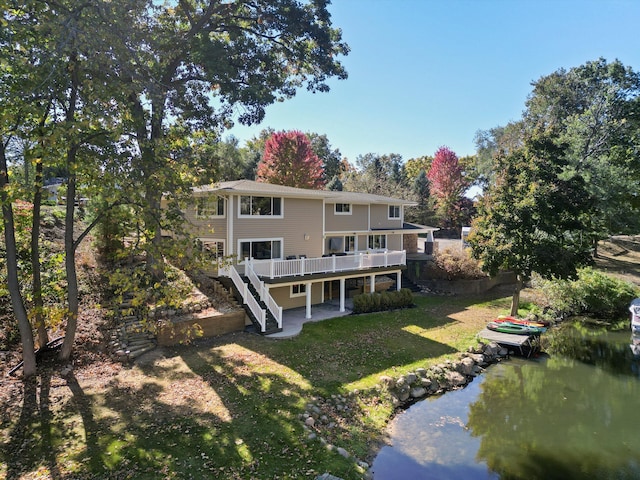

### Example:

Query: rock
xmin=445 ymin=370 xmax=468 ymax=388
xmin=420 ymin=377 xmax=432 ymax=388
xmin=415 ymin=367 xmax=427 ymax=377
xmin=410 ymin=387 xmax=427 ymax=398
xmin=336 ymin=447 xmax=350 ymax=458
xmin=305 ymin=417 xmax=316 ymax=428
xmin=379 ymin=375 xmax=395 ymax=389
xmin=457 ymin=357 xmax=476 ymax=375
xmin=405 ymin=372 xmax=417 ymax=385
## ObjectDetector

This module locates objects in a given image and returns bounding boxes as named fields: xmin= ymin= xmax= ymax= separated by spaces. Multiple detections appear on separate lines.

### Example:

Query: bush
xmin=423 ymin=248 xmax=486 ymax=280
xmin=532 ymin=267 xmax=639 ymax=320
xmin=352 ymin=288 xmax=414 ymax=314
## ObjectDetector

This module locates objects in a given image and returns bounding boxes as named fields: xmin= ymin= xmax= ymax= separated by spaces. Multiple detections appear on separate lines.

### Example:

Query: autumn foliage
xmin=427 ymin=146 xmax=468 ymax=228
xmin=257 ymin=130 xmax=326 ymax=189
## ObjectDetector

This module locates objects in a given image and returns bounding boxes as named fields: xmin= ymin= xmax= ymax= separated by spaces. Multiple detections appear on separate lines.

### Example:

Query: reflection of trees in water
xmin=467 ymin=353 xmax=640 ymax=480
xmin=546 ymin=322 xmax=640 ymax=378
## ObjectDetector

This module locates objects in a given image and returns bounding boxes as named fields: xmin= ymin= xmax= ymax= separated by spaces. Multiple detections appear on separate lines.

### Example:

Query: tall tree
xmin=427 ymin=146 xmax=468 ymax=231
xmin=343 ymin=153 xmax=410 ymax=198
xmin=119 ymin=1 xmax=348 ymax=278
xmin=469 ymin=131 xmax=596 ymax=315
xmin=257 ymin=130 xmax=325 ymax=188
xmin=307 ymin=132 xmax=343 ymax=182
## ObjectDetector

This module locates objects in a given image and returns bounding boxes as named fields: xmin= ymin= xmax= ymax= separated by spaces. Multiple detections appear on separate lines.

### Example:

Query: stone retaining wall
xmin=156 ymin=309 xmax=247 ymax=346
xmin=419 ymin=271 xmax=516 ymax=295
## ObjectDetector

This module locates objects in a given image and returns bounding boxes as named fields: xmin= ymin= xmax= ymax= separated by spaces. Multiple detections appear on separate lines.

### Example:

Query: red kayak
xmin=494 ymin=315 xmax=549 ymax=328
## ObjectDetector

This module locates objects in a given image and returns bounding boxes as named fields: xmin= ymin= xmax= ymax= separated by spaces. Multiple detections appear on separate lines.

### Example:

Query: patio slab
xmin=266 ymin=299 xmax=353 ymax=339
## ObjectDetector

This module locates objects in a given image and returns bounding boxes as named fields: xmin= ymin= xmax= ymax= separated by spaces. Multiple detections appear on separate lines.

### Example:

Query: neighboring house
xmin=169 ymin=180 xmax=437 ymax=334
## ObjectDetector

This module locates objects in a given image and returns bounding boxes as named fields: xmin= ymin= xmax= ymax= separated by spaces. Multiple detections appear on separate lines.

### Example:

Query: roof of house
xmin=193 ymin=179 xmax=418 ymax=206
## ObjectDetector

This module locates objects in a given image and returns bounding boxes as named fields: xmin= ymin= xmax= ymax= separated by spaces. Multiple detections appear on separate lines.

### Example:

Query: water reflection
xmin=372 ymin=325 xmax=640 ymax=480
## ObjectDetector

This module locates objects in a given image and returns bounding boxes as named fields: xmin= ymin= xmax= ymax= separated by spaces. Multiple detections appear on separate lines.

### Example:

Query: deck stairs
xmin=218 ymin=276 xmax=283 ymax=335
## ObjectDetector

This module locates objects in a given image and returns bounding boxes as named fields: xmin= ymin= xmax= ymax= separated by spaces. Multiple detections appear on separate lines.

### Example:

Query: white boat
xmin=629 ymin=298 xmax=640 ymax=333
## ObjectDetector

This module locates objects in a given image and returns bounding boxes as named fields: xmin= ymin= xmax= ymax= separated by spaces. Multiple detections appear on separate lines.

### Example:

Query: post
xmin=369 ymin=274 xmax=375 ymax=293
xmin=339 ymin=278 xmax=345 ymax=312
xmin=305 ymin=282 xmax=312 ymax=319
xmin=397 ymin=271 xmax=402 ymax=291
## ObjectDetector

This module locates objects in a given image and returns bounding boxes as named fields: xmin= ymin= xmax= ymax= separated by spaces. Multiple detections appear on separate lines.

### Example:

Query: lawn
xmin=1 ymin=292 xmax=512 ymax=480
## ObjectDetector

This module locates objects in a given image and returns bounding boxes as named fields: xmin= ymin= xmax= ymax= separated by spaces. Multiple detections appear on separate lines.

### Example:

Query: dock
xmin=478 ymin=328 xmax=540 ymax=357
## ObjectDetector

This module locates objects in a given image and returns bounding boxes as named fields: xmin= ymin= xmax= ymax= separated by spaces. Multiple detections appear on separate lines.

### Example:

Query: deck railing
xmin=226 ymin=264 xmax=266 ymax=331
xmin=247 ymin=250 xmax=406 ymax=280
xmin=245 ymin=262 xmax=283 ymax=329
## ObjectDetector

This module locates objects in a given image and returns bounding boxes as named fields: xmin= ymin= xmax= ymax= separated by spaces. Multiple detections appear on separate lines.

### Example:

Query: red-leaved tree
xmin=257 ymin=130 xmax=326 ymax=189
xmin=427 ymin=146 xmax=468 ymax=230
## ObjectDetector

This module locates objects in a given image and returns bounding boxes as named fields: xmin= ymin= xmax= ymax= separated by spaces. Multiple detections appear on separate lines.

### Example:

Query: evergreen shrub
xmin=353 ymin=288 xmax=414 ymax=314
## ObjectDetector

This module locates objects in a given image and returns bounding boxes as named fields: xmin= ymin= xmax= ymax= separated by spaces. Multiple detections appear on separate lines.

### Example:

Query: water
xmin=372 ymin=325 xmax=640 ymax=480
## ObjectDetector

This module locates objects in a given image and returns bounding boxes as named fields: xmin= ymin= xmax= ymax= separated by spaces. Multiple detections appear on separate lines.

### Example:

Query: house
xmin=171 ymin=180 xmax=437 ymax=334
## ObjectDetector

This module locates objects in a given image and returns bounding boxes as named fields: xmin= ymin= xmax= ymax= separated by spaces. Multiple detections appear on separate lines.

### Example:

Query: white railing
xmin=245 ymin=261 xmax=283 ymax=329
xmin=248 ymin=250 xmax=407 ymax=280
xmin=227 ymin=264 xmax=266 ymax=332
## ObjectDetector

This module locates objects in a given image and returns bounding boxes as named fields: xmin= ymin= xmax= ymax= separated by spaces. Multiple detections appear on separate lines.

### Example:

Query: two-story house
xmin=176 ymin=180 xmax=437 ymax=334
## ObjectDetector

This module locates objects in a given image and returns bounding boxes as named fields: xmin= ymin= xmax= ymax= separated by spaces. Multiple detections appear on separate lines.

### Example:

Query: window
xmin=240 ymin=195 xmax=282 ymax=217
xmin=334 ymin=203 xmax=351 ymax=215
xmin=240 ymin=239 xmax=282 ymax=260
xmin=290 ymin=283 xmax=307 ymax=297
xmin=345 ymin=235 xmax=355 ymax=252
xmin=200 ymin=240 xmax=224 ymax=260
xmin=196 ymin=196 xmax=225 ymax=218
xmin=368 ymin=234 xmax=387 ymax=250
xmin=388 ymin=205 xmax=400 ymax=219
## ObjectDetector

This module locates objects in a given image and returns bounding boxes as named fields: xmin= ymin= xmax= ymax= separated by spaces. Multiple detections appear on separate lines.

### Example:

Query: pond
xmin=371 ymin=323 xmax=640 ymax=480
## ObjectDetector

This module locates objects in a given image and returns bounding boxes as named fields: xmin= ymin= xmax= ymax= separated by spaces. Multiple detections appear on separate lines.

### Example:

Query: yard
xmin=0 ymin=291 xmax=511 ymax=480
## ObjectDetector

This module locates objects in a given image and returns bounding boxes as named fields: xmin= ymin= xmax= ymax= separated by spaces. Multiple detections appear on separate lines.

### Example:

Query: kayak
xmin=487 ymin=321 xmax=547 ymax=335
xmin=494 ymin=315 xmax=549 ymax=328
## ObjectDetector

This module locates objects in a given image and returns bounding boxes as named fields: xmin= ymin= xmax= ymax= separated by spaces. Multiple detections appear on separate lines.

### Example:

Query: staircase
xmin=397 ymin=275 xmax=422 ymax=293
xmin=110 ymin=294 xmax=157 ymax=362
xmin=219 ymin=276 xmax=283 ymax=335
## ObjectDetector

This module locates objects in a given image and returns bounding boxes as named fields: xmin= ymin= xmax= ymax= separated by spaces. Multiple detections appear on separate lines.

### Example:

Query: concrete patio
xmin=266 ymin=299 xmax=354 ymax=339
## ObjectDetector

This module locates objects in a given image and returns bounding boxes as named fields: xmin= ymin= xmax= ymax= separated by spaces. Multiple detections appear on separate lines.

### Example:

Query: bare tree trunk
xmin=59 ymin=55 xmax=79 ymax=362
xmin=31 ymin=146 xmax=49 ymax=348
xmin=510 ymin=274 xmax=523 ymax=317
xmin=60 ymin=166 xmax=79 ymax=362
xmin=1 ymin=143 xmax=36 ymax=376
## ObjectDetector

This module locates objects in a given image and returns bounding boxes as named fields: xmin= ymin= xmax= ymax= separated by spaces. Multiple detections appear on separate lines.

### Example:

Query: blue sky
xmin=228 ymin=0 xmax=640 ymax=164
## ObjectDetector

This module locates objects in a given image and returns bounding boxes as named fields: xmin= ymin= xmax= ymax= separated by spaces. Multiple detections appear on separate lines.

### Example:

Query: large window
xmin=196 ymin=196 xmax=225 ymax=218
xmin=240 ymin=239 xmax=282 ymax=260
xmin=388 ymin=205 xmax=401 ymax=219
xmin=368 ymin=234 xmax=387 ymax=250
xmin=334 ymin=203 xmax=351 ymax=215
xmin=240 ymin=195 xmax=282 ymax=217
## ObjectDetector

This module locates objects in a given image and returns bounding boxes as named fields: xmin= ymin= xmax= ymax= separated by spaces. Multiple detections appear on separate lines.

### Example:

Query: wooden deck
xmin=478 ymin=328 xmax=540 ymax=357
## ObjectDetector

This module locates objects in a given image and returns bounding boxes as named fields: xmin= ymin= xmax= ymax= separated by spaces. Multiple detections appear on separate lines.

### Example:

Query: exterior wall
xmin=231 ymin=196 xmax=324 ymax=259
xmin=183 ymin=194 xmax=228 ymax=238
xmin=369 ymin=204 xmax=403 ymax=230
xmin=268 ymin=282 xmax=324 ymax=309
xmin=387 ymin=234 xmax=403 ymax=251
xmin=357 ymin=234 xmax=368 ymax=251
xmin=325 ymin=203 xmax=369 ymax=232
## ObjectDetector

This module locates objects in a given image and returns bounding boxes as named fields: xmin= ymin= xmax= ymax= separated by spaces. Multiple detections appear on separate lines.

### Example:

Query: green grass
xmin=1 ymin=294 xmax=506 ymax=479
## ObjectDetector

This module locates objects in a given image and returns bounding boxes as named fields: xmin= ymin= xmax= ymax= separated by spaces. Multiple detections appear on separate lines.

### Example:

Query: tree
xmin=257 ymin=130 xmax=325 ymax=188
xmin=342 ymin=153 xmax=411 ymax=198
xmin=306 ymin=132 xmax=344 ymax=182
xmin=118 ymin=1 xmax=348 ymax=279
xmin=469 ymin=131 xmax=596 ymax=315
xmin=427 ymin=146 xmax=468 ymax=231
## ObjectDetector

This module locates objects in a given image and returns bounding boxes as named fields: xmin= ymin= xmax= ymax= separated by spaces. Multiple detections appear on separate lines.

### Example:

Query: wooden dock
xmin=478 ymin=328 xmax=540 ymax=357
